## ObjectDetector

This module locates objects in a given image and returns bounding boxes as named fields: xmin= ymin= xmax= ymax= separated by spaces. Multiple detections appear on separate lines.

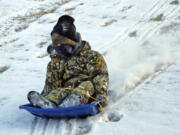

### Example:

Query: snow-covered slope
xmin=0 ymin=0 xmax=180 ymax=135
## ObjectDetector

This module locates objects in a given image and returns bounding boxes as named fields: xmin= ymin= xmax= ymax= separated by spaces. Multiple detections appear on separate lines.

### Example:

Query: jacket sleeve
xmin=87 ymin=51 xmax=109 ymax=106
xmin=41 ymin=62 xmax=57 ymax=96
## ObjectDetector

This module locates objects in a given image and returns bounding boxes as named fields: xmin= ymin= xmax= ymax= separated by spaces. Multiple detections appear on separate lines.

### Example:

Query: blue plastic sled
xmin=19 ymin=103 xmax=100 ymax=118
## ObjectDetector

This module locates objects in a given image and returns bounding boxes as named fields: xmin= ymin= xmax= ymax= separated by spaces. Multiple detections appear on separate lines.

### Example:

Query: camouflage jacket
xmin=41 ymin=38 xmax=109 ymax=106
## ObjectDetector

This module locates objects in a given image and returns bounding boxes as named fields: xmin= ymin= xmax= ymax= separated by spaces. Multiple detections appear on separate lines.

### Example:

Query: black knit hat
xmin=51 ymin=15 xmax=77 ymax=42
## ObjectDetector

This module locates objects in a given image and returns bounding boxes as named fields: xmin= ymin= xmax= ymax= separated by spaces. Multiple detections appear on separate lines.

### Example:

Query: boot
xmin=59 ymin=93 xmax=82 ymax=107
xmin=27 ymin=91 xmax=57 ymax=108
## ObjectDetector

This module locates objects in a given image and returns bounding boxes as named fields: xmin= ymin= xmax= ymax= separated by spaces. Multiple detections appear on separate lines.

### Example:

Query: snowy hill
xmin=0 ymin=0 xmax=180 ymax=135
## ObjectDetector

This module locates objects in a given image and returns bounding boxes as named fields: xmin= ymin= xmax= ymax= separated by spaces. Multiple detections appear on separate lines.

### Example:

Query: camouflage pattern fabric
xmin=41 ymin=35 xmax=109 ymax=107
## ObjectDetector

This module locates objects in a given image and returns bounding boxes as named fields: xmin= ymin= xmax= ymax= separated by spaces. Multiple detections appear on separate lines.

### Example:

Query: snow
xmin=0 ymin=0 xmax=180 ymax=135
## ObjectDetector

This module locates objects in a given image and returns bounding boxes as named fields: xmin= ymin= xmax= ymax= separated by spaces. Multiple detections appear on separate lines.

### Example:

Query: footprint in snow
xmin=100 ymin=19 xmax=117 ymax=27
xmin=107 ymin=111 xmax=123 ymax=122
xmin=0 ymin=65 xmax=9 ymax=74
xmin=34 ymin=51 xmax=48 ymax=58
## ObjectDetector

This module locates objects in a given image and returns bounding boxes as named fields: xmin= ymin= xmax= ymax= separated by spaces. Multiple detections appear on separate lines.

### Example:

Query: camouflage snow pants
xmin=44 ymin=81 xmax=95 ymax=105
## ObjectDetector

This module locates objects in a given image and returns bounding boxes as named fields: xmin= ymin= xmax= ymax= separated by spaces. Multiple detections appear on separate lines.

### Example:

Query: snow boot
xmin=59 ymin=93 xmax=82 ymax=107
xmin=27 ymin=91 xmax=57 ymax=108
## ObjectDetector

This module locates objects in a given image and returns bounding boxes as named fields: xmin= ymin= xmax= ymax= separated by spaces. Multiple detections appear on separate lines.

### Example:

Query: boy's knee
xmin=76 ymin=81 xmax=95 ymax=104
xmin=78 ymin=81 xmax=94 ymax=92
xmin=44 ymin=88 xmax=70 ymax=105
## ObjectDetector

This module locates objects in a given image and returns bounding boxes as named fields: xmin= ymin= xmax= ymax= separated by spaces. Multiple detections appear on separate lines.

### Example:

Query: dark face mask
xmin=47 ymin=44 xmax=75 ymax=59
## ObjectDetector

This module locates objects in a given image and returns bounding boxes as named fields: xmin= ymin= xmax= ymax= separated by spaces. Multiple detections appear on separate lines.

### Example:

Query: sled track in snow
xmin=29 ymin=118 xmax=76 ymax=135
xmin=29 ymin=117 xmax=38 ymax=135
xmin=27 ymin=0 xmax=180 ymax=135
xmin=108 ymin=63 xmax=172 ymax=110
xmin=101 ymin=0 xmax=180 ymax=53
xmin=137 ymin=5 xmax=179 ymax=44
xmin=105 ymin=0 xmax=179 ymax=111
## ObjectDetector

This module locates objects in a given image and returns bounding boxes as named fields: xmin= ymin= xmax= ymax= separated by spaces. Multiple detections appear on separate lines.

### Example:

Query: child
xmin=28 ymin=15 xmax=109 ymax=108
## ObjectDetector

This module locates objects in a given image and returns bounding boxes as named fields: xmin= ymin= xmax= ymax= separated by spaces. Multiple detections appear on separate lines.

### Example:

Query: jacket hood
xmin=49 ymin=32 xmax=92 ymax=59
